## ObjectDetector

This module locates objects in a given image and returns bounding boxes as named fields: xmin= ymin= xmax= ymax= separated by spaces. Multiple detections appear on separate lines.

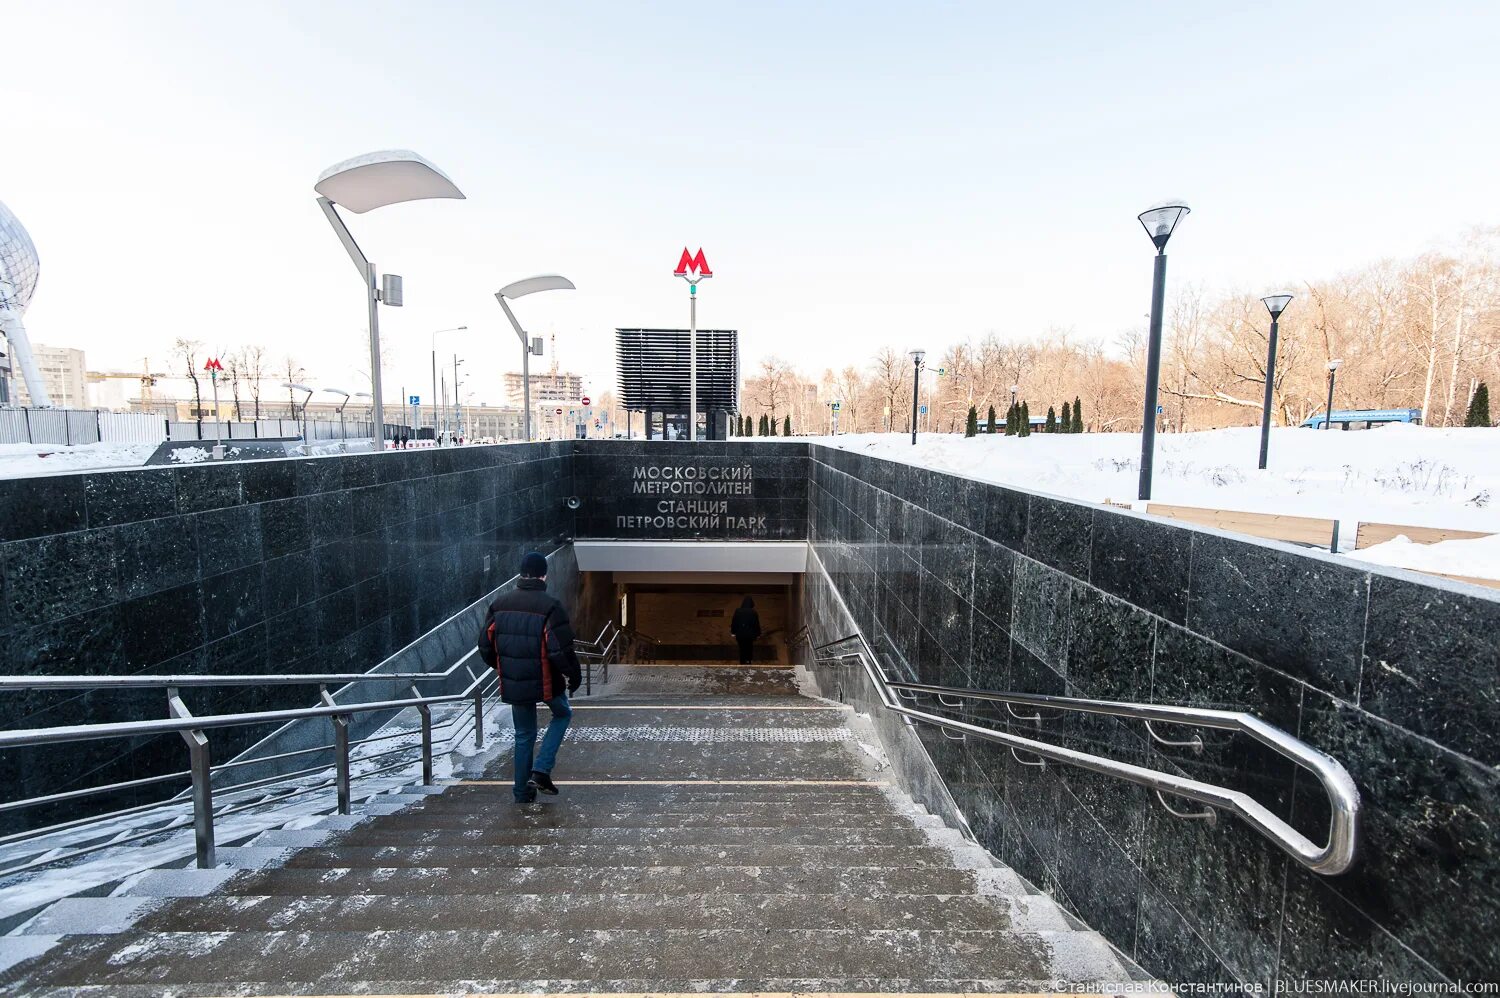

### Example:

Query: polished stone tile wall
xmin=571 ymin=440 xmax=807 ymax=541
xmin=803 ymin=443 xmax=1498 ymax=985
xmin=0 ymin=442 xmax=573 ymax=832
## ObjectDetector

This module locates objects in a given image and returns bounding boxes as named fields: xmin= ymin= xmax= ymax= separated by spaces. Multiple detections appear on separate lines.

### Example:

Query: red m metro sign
xmin=673 ymin=247 xmax=713 ymax=279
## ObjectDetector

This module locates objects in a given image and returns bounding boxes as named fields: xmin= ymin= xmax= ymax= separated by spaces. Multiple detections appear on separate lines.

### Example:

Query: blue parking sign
xmin=409 ymin=395 xmax=420 ymax=406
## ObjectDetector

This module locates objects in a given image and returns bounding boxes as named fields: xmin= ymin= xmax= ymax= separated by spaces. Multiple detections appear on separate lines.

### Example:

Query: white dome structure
xmin=0 ymin=201 xmax=40 ymax=311
xmin=0 ymin=200 xmax=52 ymax=406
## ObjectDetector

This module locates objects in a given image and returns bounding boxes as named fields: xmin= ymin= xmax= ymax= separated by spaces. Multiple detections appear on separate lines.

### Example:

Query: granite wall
xmin=571 ymin=440 xmax=807 ymax=541
xmin=1 ymin=442 xmax=574 ymax=832
xmin=805 ymin=443 xmax=1498 ymax=986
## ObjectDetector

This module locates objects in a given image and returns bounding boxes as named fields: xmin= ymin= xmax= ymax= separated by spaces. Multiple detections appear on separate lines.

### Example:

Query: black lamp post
xmin=909 ymin=349 xmax=926 ymax=445
xmin=1136 ymin=202 xmax=1190 ymax=501
xmin=1258 ymin=294 xmax=1294 ymax=469
xmin=1324 ymin=359 xmax=1343 ymax=430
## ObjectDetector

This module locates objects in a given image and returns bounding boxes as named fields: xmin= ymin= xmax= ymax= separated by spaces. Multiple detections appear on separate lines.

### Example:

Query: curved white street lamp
xmin=281 ymin=382 xmax=315 ymax=449
xmin=1257 ymin=294 xmax=1294 ymax=468
xmin=314 ymin=150 xmax=465 ymax=447
xmin=496 ymin=275 xmax=577 ymax=442
xmin=324 ymin=388 xmax=351 ymax=448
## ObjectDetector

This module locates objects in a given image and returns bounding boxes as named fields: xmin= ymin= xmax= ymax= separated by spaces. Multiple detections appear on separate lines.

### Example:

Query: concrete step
xmin=425 ymin=784 xmax=896 ymax=802
xmin=11 ymin=927 xmax=1125 ymax=989
xmin=279 ymin=843 xmax=991 ymax=870
xmin=474 ymin=746 xmax=867 ymax=782
xmin=200 ymin=864 xmax=1030 ymax=898
xmin=330 ymin=810 xmax=940 ymax=830
xmin=131 ymin=891 xmax=1075 ymax=934
xmin=302 ymin=825 xmax=945 ymax=848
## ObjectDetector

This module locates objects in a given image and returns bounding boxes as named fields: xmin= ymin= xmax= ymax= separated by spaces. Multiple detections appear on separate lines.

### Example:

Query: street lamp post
xmin=1258 ymin=295 xmax=1294 ymax=469
xmin=354 ymin=392 xmax=372 ymax=436
xmin=495 ymin=275 xmax=576 ymax=443
xmin=325 ymin=388 xmax=351 ymax=449
xmin=1135 ymin=202 xmax=1191 ymax=501
xmin=1325 ymin=359 xmax=1344 ymax=430
xmin=909 ymin=349 xmax=926 ymax=446
xmin=280 ymin=382 xmax=314 ymax=452
xmin=429 ymin=326 xmax=467 ymax=443
xmin=452 ymin=355 xmax=464 ymax=442
xmin=314 ymin=150 xmax=464 ymax=450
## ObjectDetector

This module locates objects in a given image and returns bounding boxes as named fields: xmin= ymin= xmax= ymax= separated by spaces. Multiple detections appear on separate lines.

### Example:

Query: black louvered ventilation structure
xmin=616 ymin=328 xmax=739 ymax=439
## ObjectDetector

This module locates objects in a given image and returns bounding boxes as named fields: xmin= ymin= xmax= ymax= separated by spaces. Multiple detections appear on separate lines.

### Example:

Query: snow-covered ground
xmin=811 ymin=424 xmax=1500 ymax=582
xmin=0 ymin=442 xmax=159 ymax=477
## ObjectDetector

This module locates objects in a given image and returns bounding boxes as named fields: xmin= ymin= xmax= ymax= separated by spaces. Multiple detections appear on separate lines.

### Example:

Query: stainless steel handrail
xmin=0 ymin=672 xmax=453 ymax=691
xmin=576 ymin=621 xmax=621 ymax=694
xmin=809 ymin=632 xmax=1360 ymax=876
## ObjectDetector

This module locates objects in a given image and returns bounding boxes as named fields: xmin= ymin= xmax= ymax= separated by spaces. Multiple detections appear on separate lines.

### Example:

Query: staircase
xmin=3 ymin=663 xmax=1149 ymax=995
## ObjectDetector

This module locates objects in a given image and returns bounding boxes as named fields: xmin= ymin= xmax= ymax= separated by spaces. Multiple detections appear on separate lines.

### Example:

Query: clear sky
xmin=3 ymin=1 xmax=1498 ymax=406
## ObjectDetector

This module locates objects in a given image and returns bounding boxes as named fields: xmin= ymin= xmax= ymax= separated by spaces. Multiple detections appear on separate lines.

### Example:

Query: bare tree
xmin=283 ymin=356 xmax=306 ymax=419
xmin=174 ymin=338 xmax=204 ymax=427
xmin=238 ymin=345 xmax=267 ymax=420
xmin=869 ymin=347 xmax=908 ymax=432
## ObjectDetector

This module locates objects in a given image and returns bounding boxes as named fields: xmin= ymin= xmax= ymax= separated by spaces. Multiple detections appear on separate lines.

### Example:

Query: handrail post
xmin=167 ymin=689 xmax=215 ymax=869
xmin=411 ymin=684 xmax=433 ymax=785
xmin=320 ymin=688 xmax=351 ymax=815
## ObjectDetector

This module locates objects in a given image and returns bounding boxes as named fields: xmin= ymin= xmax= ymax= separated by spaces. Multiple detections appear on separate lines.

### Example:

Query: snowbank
xmin=0 ymin=442 xmax=158 ymax=477
xmin=811 ymin=424 xmax=1500 ymax=580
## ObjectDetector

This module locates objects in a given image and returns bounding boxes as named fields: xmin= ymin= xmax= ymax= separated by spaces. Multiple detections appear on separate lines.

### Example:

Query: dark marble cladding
xmin=803 ymin=443 xmax=1494 ymax=985
xmin=571 ymin=440 xmax=808 ymax=541
xmin=0 ymin=442 xmax=574 ymax=834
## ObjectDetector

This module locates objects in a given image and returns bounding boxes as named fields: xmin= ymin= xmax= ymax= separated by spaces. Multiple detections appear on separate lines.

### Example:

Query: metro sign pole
xmin=674 ymin=248 xmax=713 ymax=441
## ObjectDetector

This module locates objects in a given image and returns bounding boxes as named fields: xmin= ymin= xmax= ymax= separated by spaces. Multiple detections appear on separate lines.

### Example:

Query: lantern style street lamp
xmin=496 ymin=275 xmax=576 ymax=443
xmin=314 ymin=150 xmax=464 ymax=448
xmin=1257 ymin=295 xmax=1294 ymax=469
xmin=1324 ymin=359 xmax=1344 ymax=430
xmin=1136 ymin=201 xmax=1190 ymax=500
xmin=909 ymin=349 xmax=926 ymax=445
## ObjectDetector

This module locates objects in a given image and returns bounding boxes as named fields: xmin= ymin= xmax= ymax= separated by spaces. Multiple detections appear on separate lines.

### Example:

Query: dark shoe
xmin=527 ymin=771 xmax=559 ymax=795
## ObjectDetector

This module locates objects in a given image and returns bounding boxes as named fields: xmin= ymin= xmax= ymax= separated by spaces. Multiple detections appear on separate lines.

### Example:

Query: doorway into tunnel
xmin=577 ymin=571 xmax=799 ymax=665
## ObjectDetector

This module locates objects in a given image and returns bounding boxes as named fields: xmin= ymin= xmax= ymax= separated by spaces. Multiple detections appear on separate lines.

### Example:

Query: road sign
xmin=409 ymin=395 xmax=420 ymax=406
xmin=581 ymin=395 xmax=591 ymax=406
xmin=555 ymin=407 xmax=563 ymax=415
xmin=1156 ymin=404 xmax=1164 ymax=414
xmin=831 ymin=401 xmax=841 ymax=411
xmin=919 ymin=405 xmax=928 ymax=415
xmin=937 ymin=367 xmax=947 ymax=377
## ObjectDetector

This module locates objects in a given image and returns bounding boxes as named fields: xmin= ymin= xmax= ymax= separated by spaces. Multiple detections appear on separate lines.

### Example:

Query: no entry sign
xmin=581 ymin=395 xmax=591 ymax=406
xmin=555 ymin=407 xmax=564 ymax=415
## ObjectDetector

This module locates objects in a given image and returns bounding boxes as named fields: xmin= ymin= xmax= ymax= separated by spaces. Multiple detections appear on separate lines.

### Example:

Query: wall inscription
xmin=615 ymin=463 xmax=768 ymax=533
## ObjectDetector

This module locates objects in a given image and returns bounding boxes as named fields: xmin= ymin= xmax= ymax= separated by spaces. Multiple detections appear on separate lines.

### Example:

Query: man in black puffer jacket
xmin=477 ymin=551 xmax=583 ymax=803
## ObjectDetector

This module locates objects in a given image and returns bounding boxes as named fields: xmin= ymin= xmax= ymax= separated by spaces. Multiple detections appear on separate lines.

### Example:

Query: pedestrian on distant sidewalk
xmin=477 ymin=551 xmax=583 ymax=803
xmin=730 ymin=596 xmax=762 ymax=664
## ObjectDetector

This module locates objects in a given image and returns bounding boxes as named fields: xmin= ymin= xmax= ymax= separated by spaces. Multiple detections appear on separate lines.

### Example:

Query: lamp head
xmin=1327 ymin=359 xmax=1344 ymax=372
xmin=1262 ymin=294 xmax=1294 ymax=319
xmin=497 ymin=274 xmax=577 ymax=300
xmin=1138 ymin=201 xmax=1191 ymax=251
xmin=910 ymin=349 xmax=926 ymax=365
xmin=324 ymin=388 xmax=350 ymax=398
xmin=314 ymin=150 xmax=465 ymax=214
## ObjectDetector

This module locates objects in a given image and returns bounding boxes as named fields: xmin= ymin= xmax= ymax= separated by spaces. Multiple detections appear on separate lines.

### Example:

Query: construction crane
xmin=84 ymin=358 xmax=170 ymax=408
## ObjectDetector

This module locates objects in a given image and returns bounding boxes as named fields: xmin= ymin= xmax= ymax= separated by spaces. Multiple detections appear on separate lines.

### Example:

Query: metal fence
xmin=1 ymin=407 xmax=394 ymax=448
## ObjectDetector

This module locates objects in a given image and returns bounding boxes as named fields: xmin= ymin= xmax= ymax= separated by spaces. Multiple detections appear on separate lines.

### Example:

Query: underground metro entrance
xmin=579 ymin=571 xmax=800 ymax=665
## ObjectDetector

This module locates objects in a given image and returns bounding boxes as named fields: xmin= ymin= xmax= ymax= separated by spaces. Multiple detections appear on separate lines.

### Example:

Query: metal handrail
xmin=576 ymin=621 xmax=622 ymax=694
xmin=810 ymin=632 xmax=1360 ymax=876
xmin=0 ymin=672 xmax=453 ymax=691
xmin=0 ymin=669 xmax=495 ymax=873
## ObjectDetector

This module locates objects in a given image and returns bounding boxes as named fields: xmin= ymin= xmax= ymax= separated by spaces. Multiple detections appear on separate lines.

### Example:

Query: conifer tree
xmin=1061 ymin=401 xmax=1071 ymax=432
xmin=1019 ymin=401 xmax=1031 ymax=436
xmin=986 ymin=405 xmax=997 ymax=434
xmin=1005 ymin=402 xmax=1017 ymax=436
xmin=1073 ymin=396 xmax=1084 ymax=432
xmin=965 ymin=405 xmax=979 ymax=437
xmin=1466 ymin=382 xmax=1491 ymax=427
xmin=759 ymin=414 xmax=769 ymax=436
xmin=783 ymin=415 xmax=792 ymax=436
xmin=1045 ymin=406 xmax=1057 ymax=433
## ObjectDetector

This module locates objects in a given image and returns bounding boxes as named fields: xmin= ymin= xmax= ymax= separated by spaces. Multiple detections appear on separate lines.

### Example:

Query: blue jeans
xmin=511 ymin=694 xmax=572 ymax=801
